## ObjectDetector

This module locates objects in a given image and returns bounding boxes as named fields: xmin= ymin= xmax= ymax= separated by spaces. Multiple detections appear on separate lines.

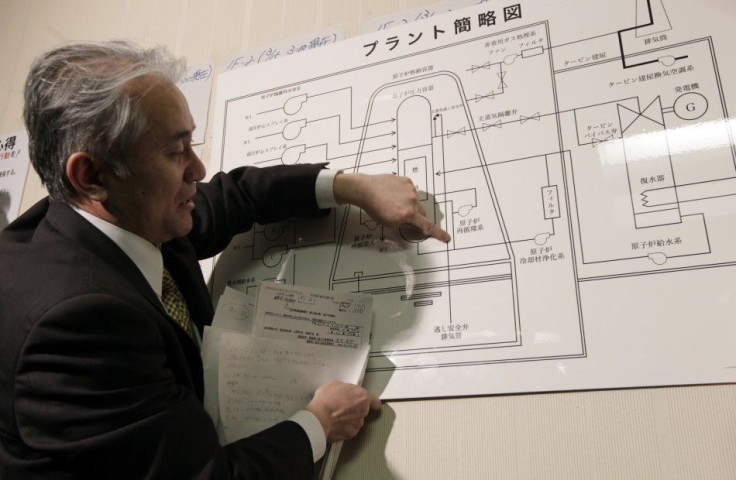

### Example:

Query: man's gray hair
xmin=23 ymin=41 xmax=186 ymax=202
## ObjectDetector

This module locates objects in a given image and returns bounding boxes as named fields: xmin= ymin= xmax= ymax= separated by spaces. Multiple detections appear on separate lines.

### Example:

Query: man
xmin=0 ymin=41 xmax=450 ymax=478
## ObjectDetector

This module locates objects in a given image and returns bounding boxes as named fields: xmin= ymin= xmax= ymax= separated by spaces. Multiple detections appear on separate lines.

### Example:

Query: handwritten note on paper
xmin=212 ymin=286 xmax=256 ymax=334
xmin=177 ymin=61 xmax=214 ymax=145
xmin=254 ymin=281 xmax=373 ymax=349
xmin=221 ymin=27 xmax=345 ymax=72
xmin=0 ymin=130 xmax=30 ymax=230
xmin=218 ymin=331 xmax=369 ymax=442
xmin=362 ymin=0 xmax=489 ymax=33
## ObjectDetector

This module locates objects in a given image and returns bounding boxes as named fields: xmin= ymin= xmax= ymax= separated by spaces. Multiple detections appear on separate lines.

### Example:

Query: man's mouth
xmin=181 ymin=190 xmax=197 ymax=208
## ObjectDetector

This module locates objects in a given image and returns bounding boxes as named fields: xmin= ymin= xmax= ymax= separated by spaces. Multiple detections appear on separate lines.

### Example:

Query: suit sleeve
xmin=189 ymin=164 xmax=328 ymax=259
xmin=13 ymin=294 xmax=313 ymax=479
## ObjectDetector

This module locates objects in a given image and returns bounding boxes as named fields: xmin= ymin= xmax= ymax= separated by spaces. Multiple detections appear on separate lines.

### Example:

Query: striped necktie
xmin=161 ymin=268 xmax=197 ymax=343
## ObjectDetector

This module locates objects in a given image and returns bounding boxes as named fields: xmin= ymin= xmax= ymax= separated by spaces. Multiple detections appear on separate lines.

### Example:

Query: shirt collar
xmin=73 ymin=207 xmax=164 ymax=299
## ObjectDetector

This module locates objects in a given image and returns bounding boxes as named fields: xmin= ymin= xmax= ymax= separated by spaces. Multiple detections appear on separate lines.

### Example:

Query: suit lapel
xmin=45 ymin=202 xmax=165 ymax=315
xmin=44 ymin=202 xmax=207 ymax=400
xmin=161 ymin=241 xmax=211 ymax=401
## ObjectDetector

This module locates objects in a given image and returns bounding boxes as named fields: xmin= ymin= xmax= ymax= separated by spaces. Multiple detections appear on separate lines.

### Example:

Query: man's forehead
xmin=131 ymin=77 xmax=195 ymax=140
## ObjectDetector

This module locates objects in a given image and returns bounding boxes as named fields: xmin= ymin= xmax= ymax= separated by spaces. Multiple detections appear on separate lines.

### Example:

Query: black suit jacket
xmin=0 ymin=164 xmax=328 ymax=479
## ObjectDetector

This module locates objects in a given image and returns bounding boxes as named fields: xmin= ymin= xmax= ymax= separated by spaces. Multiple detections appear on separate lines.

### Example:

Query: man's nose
xmin=185 ymin=150 xmax=206 ymax=183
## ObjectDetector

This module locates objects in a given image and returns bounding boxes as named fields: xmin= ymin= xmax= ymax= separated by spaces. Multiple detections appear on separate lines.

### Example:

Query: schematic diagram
xmin=211 ymin=0 xmax=736 ymax=399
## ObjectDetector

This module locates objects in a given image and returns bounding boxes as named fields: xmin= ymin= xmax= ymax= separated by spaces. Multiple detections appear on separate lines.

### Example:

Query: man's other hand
xmin=306 ymin=381 xmax=381 ymax=443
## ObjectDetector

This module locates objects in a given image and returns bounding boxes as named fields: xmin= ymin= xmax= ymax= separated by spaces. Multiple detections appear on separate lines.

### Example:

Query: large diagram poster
xmin=211 ymin=0 xmax=736 ymax=400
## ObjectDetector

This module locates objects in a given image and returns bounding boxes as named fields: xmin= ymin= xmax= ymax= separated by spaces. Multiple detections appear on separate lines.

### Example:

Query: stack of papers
xmin=201 ymin=282 xmax=373 ymax=476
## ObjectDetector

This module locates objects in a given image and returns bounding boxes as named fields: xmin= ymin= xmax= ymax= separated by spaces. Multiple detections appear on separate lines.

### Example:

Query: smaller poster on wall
xmin=0 ymin=129 xmax=30 ymax=230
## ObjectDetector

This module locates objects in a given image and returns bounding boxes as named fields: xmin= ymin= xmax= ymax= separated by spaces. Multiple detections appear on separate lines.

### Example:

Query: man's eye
xmin=170 ymin=148 xmax=189 ymax=159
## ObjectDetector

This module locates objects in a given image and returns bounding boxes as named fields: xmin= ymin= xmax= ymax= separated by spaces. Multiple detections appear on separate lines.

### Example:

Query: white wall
xmin=1 ymin=1 xmax=734 ymax=478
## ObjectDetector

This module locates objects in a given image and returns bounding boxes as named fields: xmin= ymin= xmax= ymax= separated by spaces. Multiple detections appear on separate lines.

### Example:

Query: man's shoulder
xmin=0 ymin=199 xmax=150 ymax=335
xmin=0 ymin=197 xmax=50 ymax=244
xmin=1 ymin=199 xmax=95 ymax=282
xmin=0 ymin=224 xmax=139 ymax=330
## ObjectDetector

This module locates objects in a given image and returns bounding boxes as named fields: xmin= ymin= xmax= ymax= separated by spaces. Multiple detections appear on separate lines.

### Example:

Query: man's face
xmin=103 ymin=78 xmax=206 ymax=244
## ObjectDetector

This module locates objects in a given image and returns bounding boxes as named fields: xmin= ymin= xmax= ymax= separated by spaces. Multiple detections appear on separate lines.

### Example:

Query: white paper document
xmin=254 ymin=282 xmax=372 ymax=350
xmin=177 ymin=61 xmax=214 ymax=145
xmin=217 ymin=331 xmax=369 ymax=442
xmin=212 ymin=286 xmax=256 ymax=333
xmin=203 ymin=282 xmax=373 ymax=445
xmin=362 ymin=0 xmax=490 ymax=33
xmin=221 ymin=27 xmax=345 ymax=72
xmin=201 ymin=326 xmax=227 ymax=441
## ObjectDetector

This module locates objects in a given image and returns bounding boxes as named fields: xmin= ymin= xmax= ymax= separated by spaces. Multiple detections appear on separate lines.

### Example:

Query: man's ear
xmin=65 ymin=152 xmax=108 ymax=202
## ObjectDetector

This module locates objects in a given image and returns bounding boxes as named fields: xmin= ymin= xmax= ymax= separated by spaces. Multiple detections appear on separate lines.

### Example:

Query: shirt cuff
xmin=315 ymin=169 xmax=341 ymax=209
xmin=290 ymin=409 xmax=327 ymax=462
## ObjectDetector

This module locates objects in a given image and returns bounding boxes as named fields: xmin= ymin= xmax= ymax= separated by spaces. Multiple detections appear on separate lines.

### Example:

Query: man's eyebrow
xmin=169 ymin=126 xmax=196 ymax=141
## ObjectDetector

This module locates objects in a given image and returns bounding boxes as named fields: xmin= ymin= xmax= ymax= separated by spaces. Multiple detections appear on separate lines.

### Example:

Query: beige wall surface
xmin=1 ymin=1 xmax=734 ymax=478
